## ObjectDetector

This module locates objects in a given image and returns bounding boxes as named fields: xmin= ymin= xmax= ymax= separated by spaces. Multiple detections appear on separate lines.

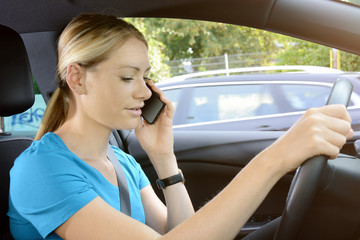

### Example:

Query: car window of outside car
xmin=279 ymin=85 xmax=332 ymax=111
xmin=185 ymin=84 xmax=279 ymax=124
xmin=162 ymin=88 xmax=182 ymax=112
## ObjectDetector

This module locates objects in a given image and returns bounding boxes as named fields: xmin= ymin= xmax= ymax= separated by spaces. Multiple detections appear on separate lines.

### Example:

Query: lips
xmin=128 ymin=107 xmax=141 ymax=111
xmin=127 ymin=104 xmax=144 ymax=111
xmin=125 ymin=104 xmax=144 ymax=117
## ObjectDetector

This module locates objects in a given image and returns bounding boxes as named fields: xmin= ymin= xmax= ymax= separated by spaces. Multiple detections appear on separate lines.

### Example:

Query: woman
xmin=8 ymin=13 xmax=353 ymax=239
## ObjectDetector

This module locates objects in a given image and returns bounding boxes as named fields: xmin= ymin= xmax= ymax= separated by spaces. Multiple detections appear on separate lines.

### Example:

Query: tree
xmin=126 ymin=17 xmax=360 ymax=79
xmin=127 ymin=18 xmax=281 ymax=77
xmin=274 ymin=36 xmax=330 ymax=67
xmin=340 ymin=51 xmax=360 ymax=71
xmin=274 ymin=35 xmax=360 ymax=71
xmin=136 ymin=18 xmax=278 ymax=61
xmin=125 ymin=18 xmax=171 ymax=82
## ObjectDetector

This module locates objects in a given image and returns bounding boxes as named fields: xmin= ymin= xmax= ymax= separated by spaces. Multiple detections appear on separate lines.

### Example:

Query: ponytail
xmin=35 ymin=87 xmax=70 ymax=140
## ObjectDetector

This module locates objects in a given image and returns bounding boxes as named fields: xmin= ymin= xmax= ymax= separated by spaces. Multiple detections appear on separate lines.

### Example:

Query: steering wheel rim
xmin=273 ymin=78 xmax=353 ymax=240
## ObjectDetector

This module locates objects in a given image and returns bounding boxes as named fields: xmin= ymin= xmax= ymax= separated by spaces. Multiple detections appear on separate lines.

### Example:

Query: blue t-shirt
xmin=8 ymin=132 xmax=150 ymax=239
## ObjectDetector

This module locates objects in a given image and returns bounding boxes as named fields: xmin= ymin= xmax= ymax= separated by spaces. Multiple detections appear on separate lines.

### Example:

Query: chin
xmin=115 ymin=118 xmax=140 ymax=131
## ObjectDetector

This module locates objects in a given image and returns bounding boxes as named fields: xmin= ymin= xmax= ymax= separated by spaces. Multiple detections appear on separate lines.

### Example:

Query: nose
xmin=135 ymin=80 xmax=152 ymax=101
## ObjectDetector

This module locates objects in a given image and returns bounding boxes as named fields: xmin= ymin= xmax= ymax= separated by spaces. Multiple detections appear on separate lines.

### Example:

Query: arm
xmin=140 ymin=180 xmax=194 ymax=234
xmin=56 ymin=104 xmax=352 ymax=240
xmin=55 ymin=150 xmax=278 ymax=240
xmin=135 ymin=80 xmax=195 ymax=232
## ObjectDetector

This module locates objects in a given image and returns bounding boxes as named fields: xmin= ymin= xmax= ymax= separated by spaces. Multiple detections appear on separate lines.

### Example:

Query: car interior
xmin=0 ymin=24 xmax=35 ymax=239
xmin=1 ymin=0 xmax=360 ymax=239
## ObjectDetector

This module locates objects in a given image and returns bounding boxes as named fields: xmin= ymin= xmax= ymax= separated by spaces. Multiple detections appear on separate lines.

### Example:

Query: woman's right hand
xmin=266 ymin=104 xmax=353 ymax=175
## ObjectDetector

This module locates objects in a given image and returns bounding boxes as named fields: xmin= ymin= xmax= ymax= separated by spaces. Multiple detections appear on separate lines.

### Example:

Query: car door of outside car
xmin=164 ymin=82 xmax=291 ymax=130
xmin=170 ymin=87 xmax=192 ymax=125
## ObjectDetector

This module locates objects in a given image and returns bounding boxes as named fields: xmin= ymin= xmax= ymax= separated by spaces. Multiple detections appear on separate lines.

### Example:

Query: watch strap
xmin=156 ymin=169 xmax=185 ymax=189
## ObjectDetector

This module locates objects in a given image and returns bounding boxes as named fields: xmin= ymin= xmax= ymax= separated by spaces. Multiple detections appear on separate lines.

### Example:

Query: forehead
xmin=111 ymin=38 xmax=149 ymax=63
xmin=91 ymin=37 xmax=150 ymax=73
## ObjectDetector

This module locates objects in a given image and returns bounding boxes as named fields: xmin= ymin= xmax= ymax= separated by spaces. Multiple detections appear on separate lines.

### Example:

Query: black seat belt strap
xmin=107 ymin=144 xmax=131 ymax=216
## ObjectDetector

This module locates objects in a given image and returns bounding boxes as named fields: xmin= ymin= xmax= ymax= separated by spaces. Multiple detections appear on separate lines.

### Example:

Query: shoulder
xmin=10 ymin=133 xmax=96 ymax=209
xmin=11 ymin=132 xmax=79 ymax=179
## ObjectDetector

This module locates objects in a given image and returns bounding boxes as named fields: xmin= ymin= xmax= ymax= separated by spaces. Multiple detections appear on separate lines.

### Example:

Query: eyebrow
xmin=120 ymin=65 xmax=151 ymax=72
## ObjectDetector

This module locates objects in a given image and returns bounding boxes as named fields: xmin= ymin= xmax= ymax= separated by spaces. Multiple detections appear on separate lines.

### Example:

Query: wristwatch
xmin=156 ymin=169 xmax=185 ymax=189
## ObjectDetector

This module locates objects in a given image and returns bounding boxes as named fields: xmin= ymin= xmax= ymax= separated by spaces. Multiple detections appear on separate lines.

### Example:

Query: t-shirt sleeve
xmin=111 ymin=146 xmax=150 ymax=190
xmin=9 ymin=149 xmax=98 ymax=239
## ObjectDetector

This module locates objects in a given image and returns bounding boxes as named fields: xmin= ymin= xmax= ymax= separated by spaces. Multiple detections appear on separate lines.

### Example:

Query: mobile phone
xmin=141 ymin=84 xmax=166 ymax=124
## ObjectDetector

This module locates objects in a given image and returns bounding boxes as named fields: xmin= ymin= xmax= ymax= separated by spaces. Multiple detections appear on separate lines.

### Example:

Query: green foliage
xmin=134 ymin=18 xmax=278 ymax=61
xmin=274 ymin=35 xmax=360 ymax=71
xmin=125 ymin=17 xmax=360 ymax=79
xmin=348 ymin=0 xmax=360 ymax=5
xmin=341 ymin=51 xmax=360 ymax=71
xmin=33 ymin=77 xmax=40 ymax=94
xmin=124 ymin=18 xmax=171 ymax=82
xmin=274 ymin=36 xmax=330 ymax=67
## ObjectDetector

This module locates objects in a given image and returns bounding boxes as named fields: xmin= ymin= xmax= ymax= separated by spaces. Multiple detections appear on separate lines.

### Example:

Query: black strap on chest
xmin=107 ymin=144 xmax=131 ymax=216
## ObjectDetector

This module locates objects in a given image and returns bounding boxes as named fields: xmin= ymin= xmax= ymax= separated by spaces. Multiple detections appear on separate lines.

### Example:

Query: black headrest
xmin=0 ymin=25 xmax=34 ymax=117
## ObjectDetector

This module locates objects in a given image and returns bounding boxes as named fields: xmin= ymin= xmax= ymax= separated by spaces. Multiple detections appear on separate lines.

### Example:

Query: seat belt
xmin=107 ymin=144 xmax=131 ymax=216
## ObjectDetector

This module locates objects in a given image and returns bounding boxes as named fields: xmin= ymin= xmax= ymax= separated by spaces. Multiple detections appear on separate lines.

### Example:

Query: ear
xmin=66 ymin=63 xmax=87 ymax=95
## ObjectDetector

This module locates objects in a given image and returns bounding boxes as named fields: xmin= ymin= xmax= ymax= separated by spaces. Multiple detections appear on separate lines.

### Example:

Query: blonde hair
xmin=35 ymin=13 xmax=147 ymax=140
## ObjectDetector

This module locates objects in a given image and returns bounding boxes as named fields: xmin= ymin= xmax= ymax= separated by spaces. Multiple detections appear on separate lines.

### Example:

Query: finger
xmin=135 ymin=116 xmax=145 ymax=131
xmin=322 ymin=126 xmax=348 ymax=150
xmin=146 ymin=79 xmax=164 ymax=96
xmin=162 ymin=96 xmax=174 ymax=116
xmin=147 ymin=80 xmax=170 ymax=104
xmin=146 ymin=80 xmax=174 ymax=118
xmin=322 ymin=142 xmax=341 ymax=159
xmin=319 ymin=104 xmax=352 ymax=123
xmin=346 ymin=128 xmax=354 ymax=140
xmin=323 ymin=116 xmax=352 ymax=137
xmin=311 ymin=134 xmax=342 ymax=160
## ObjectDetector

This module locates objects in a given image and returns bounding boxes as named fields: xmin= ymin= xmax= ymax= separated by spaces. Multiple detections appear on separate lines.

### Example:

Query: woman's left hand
xmin=135 ymin=80 xmax=176 ymax=166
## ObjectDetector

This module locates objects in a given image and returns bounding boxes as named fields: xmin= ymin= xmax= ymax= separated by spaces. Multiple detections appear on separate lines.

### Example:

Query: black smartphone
xmin=141 ymin=84 xmax=166 ymax=124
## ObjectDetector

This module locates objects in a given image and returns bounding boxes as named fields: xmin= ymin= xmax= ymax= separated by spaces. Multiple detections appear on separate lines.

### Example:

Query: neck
xmin=54 ymin=115 xmax=112 ymax=163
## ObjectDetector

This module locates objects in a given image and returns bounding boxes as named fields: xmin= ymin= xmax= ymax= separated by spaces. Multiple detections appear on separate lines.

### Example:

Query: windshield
xmin=341 ymin=0 xmax=360 ymax=6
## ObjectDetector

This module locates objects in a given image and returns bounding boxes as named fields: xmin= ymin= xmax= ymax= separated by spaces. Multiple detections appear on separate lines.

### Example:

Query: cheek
xmin=89 ymin=86 xmax=129 ymax=117
xmin=84 ymin=76 xmax=133 ymax=113
xmin=82 ymin=84 xmax=113 ymax=117
xmin=86 ymin=78 xmax=118 ymax=104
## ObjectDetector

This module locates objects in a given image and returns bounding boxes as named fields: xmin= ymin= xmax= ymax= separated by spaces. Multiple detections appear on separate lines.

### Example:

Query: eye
xmin=121 ymin=76 xmax=134 ymax=81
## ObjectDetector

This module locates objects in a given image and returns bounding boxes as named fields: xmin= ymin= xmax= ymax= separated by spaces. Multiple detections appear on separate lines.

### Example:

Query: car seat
xmin=0 ymin=24 xmax=35 ymax=239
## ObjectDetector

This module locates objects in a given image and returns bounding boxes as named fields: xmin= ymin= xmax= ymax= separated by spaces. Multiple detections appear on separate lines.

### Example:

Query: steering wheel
xmin=273 ymin=79 xmax=353 ymax=240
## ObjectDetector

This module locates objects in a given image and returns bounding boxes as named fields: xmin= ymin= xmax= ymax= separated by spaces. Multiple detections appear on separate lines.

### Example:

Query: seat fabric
xmin=0 ymin=24 xmax=35 ymax=239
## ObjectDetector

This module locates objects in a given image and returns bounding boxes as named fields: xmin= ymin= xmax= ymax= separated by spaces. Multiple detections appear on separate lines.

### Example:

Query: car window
xmin=185 ymin=84 xmax=279 ymax=124
xmin=4 ymin=94 xmax=46 ymax=138
xmin=162 ymin=88 xmax=182 ymax=112
xmin=128 ymin=17 xmax=360 ymax=131
xmin=279 ymin=84 xmax=332 ymax=111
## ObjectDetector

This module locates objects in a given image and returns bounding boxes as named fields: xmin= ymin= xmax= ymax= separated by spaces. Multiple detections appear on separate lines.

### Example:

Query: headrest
xmin=0 ymin=25 xmax=34 ymax=117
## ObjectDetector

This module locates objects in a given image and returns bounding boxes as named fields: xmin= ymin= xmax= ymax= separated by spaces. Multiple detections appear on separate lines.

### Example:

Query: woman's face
xmin=78 ymin=37 xmax=152 ymax=130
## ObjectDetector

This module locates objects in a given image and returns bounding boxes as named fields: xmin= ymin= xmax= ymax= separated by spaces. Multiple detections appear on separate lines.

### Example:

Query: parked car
xmin=1 ymin=0 xmax=360 ymax=239
xmin=7 ymin=66 xmax=360 ymax=137
xmin=157 ymin=66 xmax=360 ymax=131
